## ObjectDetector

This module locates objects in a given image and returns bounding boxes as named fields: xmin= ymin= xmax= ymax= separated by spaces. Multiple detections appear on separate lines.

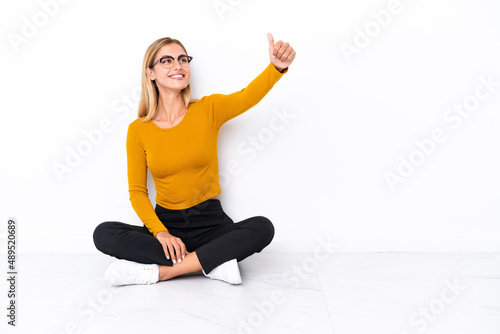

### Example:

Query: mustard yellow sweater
xmin=126 ymin=62 xmax=288 ymax=237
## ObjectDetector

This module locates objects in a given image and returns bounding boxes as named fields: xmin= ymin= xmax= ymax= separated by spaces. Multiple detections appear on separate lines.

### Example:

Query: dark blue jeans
xmin=93 ymin=199 xmax=274 ymax=273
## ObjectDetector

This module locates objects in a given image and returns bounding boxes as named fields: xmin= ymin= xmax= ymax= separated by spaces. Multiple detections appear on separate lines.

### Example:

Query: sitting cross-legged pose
xmin=93 ymin=33 xmax=295 ymax=285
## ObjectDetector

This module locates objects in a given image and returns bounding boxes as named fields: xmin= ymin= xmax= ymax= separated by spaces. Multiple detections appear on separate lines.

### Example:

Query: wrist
xmin=155 ymin=230 xmax=169 ymax=238
xmin=272 ymin=63 xmax=285 ymax=73
xmin=276 ymin=66 xmax=287 ymax=73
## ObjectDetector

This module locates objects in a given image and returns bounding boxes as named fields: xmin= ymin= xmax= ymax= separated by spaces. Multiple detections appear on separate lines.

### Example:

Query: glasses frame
xmin=150 ymin=54 xmax=193 ymax=69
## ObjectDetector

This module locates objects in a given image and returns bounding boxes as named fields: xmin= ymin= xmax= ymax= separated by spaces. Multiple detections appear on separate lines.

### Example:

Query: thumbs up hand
xmin=268 ymin=33 xmax=295 ymax=73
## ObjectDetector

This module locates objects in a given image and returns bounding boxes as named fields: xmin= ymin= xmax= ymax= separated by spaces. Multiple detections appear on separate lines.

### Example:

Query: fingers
xmin=281 ymin=48 xmax=296 ymax=63
xmin=269 ymin=38 xmax=294 ymax=61
xmin=180 ymin=242 xmax=187 ymax=260
xmin=168 ymin=241 xmax=178 ymax=264
xmin=173 ymin=240 xmax=183 ymax=264
xmin=164 ymin=237 xmax=185 ymax=265
xmin=156 ymin=233 xmax=187 ymax=265
xmin=276 ymin=42 xmax=291 ymax=60
xmin=269 ymin=40 xmax=282 ymax=58
xmin=162 ymin=241 xmax=170 ymax=261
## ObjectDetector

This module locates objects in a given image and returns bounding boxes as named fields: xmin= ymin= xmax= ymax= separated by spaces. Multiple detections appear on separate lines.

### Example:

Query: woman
xmin=93 ymin=33 xmax=295 ymax=285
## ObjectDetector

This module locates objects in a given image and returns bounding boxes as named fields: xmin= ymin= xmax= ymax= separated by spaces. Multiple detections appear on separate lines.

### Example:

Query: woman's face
xmin=147 ymin=43 xmax=191 ymax=94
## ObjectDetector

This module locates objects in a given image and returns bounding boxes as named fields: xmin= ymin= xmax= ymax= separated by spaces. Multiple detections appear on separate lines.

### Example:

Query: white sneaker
xmin=203 ymin=259 xmax=242 ymax=285
xmin=105 ymin=260 xmax=159 ymax=286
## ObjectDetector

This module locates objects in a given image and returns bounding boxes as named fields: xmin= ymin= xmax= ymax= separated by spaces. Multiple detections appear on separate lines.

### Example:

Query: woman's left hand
xmin=268 ymin=33 xmax=296 ymax=72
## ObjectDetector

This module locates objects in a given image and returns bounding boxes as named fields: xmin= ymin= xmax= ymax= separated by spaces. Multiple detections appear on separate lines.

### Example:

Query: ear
xmin=145 ymin=67 xmax=156 ymax=81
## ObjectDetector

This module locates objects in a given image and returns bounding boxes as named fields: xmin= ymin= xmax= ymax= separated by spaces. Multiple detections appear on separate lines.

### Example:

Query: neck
xmin=155 ymin=90 xmax=186 ymax=122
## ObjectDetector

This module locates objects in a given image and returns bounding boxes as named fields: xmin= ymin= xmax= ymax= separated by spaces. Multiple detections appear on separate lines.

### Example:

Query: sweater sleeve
xmin=202 ymin=62 xmax=288 ymax=128
xmin=126 ymin=123 xmax=168 ymax=237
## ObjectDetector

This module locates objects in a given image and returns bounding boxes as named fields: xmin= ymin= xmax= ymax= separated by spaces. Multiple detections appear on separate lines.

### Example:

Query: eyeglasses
xmin=150 ymin=55 xmax=193 ymax=69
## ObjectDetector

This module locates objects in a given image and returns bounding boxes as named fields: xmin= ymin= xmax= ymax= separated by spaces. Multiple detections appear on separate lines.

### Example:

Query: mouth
xmin=169 ymin=74 xmax=185 ymax=80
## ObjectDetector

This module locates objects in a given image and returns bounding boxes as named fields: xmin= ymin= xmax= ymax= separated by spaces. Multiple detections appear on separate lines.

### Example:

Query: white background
xmin=1 ymin=0 xmax=499 ymax=253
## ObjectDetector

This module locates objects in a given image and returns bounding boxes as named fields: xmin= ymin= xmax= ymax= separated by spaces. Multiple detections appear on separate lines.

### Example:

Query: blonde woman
xmin=93 ymin=34 xmax=295 ymax=285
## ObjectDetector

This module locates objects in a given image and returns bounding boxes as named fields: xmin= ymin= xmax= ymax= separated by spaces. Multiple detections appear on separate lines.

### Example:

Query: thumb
xmin=267 ymin=33 xmax=274 ymax=49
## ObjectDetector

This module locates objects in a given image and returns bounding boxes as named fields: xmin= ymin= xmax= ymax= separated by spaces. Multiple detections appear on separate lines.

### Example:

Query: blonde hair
xmin=138 ymin=37 xmax=195 ymax=122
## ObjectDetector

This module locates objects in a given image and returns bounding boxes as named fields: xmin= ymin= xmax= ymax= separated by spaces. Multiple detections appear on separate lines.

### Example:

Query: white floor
xmin=2 ymin=252 xmax=500 ymax=334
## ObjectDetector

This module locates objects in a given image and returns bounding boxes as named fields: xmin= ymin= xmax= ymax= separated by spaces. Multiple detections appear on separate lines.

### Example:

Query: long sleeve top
xmin=126 ymin=62 xmax=288 ymax=237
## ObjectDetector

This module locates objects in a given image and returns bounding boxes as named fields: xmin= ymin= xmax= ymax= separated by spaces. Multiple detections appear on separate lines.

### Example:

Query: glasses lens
xmin=158 ymin=56 xmax=191 ymax=68
xmin=178 ymin=56 xmax=190 ymax=65
xmin=160 ymin=57 xmax=173 ymax=67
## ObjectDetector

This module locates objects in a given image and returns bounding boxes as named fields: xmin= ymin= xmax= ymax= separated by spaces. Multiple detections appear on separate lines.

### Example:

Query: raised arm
xmin=200 ymin=33 xmax=295 ymax=128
